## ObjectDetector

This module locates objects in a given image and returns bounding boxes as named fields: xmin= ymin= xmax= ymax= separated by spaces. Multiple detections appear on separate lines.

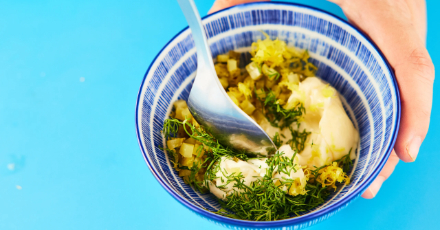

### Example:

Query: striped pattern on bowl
xmin=135 ymin=2 xmax=400 ymax=229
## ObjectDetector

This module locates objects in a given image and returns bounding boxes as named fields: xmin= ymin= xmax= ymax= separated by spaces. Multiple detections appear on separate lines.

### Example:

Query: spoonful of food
xmin=177 ymin=0 xmax=276 ymax=156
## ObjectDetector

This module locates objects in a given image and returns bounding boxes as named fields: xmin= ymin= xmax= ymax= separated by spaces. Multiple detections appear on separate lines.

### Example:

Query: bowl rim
xmin=135 ymin=1 xmax=401 ymax=227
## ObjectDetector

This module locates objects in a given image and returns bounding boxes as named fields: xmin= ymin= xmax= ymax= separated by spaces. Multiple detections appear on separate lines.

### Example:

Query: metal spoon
xmin=177 ymin=0 xmax=276 ymax=156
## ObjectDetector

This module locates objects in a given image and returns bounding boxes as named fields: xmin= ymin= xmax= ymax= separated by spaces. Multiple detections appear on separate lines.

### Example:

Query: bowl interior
xmin=136 ymin=2 xmax=399 ymax=228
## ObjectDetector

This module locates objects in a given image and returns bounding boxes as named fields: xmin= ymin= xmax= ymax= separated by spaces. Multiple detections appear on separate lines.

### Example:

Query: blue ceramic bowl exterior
xmin=135 ymin=2 xmax=400 ymax=229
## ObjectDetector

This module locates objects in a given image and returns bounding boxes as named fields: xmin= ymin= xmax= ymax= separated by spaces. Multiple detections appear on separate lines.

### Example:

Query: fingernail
xmin=362 ymin=176 xmax=385 ymax=199
xmin=407 ymin=136 xmax=422 ymax=162
xmin=361 ymin=188 xmax=375 ymax=199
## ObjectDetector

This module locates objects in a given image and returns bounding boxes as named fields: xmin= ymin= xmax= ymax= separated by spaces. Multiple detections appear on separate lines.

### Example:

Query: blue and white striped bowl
xmin=135 ymin=2 xmax=400 ymax=229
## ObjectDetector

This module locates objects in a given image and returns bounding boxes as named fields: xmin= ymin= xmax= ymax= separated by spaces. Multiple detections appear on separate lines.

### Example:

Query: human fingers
xmin=362 ymin=151 xmax=400 ymax=199
xmin=330 ymin=0 xmax=427 ymax=43
xmin=209 ymin=0 xmax=268 ymax=14
xmin=404 ymin=0 xmax=427 ymax=44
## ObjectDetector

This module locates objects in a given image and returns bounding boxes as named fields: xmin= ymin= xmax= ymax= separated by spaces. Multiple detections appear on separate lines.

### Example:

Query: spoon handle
xmin=177 ymin=0 xmax=214 ymax=68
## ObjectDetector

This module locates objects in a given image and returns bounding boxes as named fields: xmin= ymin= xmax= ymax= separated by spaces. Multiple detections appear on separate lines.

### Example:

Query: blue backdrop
xmin=1 ymin=0 xmax=439 ymax=229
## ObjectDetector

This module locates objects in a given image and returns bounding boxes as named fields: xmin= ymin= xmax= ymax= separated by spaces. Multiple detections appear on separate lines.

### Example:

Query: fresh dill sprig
xmin=272 ymin=132 xmax=283 ymax=148
xmin=286 ymin=126 xmax=310 ymax=152
xmin=334 ymin=148 xmax=354 ymax=173
xmin=163 ymin=118 xmax=249 ymax=160
xmin=216 ymin=152 xmax=304 ymax=221
xmin=256 ymin=89 xmax=305 ymax=129
xmin=213 ymin=151 xmax=335 ymax=221
xmin=162 ymin=117 xmax=180 ymax=139
xmin=214 ymin=151 xmax=355 ymax=221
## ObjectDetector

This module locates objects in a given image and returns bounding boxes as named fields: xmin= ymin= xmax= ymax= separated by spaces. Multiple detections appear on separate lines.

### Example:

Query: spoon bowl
xmin=177 ymin=0 xmax=276 ymax=155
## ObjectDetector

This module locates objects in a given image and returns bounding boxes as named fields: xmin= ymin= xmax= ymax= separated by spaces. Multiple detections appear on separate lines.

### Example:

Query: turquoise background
xmin=1 ymin=0 xmax=439 ymax=229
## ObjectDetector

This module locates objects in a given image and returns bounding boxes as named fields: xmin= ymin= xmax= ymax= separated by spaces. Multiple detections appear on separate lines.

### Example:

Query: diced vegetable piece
xmin=255 ymin=88 xmax=266 ymax=99
xmin=202 ymin=143 xmax=211 ymax=152
xmin=240 ymin=100 xmax=256 ymax=115
xmin=279 ymin=80 xmax=299 ymax=92
xmin=228 ymin=87 xmax=243 ymax=101
xmin=287 ymin=72 xmax=300 ymax=84
xmin=227 ymin=93 xmax=240 ymax=106
xmin=252 ymin=110 xmax=265 ymax=123
xmin=283 ymin=101 xmax=297 ymax=111
xmin=173 ymin=100 xmax=188 ymax=110
xmin=278 ymin=93 xmax=291 ymax=102
xmin=219 ymin=77 xmax=229 ymax=89
xmin=246 ymin=62 xmax=262 ymax=80
xmin=265 ymin=78 xmax=276 ymax=88
xmin=238 ymin=83 xmax=252 ymax=99
xmin=279 ymin=69 xmax=290 ymax=81
xmin=184 ymin=138 xmax=196 ymax=144
xmin=321 ymin=85 xmax=335 ymax=98
xmin=182 ymin=110 xmax=192 ymax=120
xmin=214 ymin=63 xmax=229 ymax=78
xmin=167 ymin=138 xmax=185 ymax=149
xmin=250 ymin=33 xmax=287 ymax=66
xmin=192 ymin=143 xmax=204 ymax=157
xmin=272 ymin=85 xmax=281 ymax=98
xmin=276 ymin=99 xmax=286 ymax=105
xmin=243 ymin=77 xmax=254 ymax=91
xmin=191 ymin=118 xmax=200 ymax=128
xmin=262 ymin=64 xmax=280 ymax=80
xmin=175 ymin=107 xmax=193 ymax=121
xmin=228 ymin=71 xmax=245 ymax=86
xmin=217 ymin=54 xmax=229 ymax=63
xmin=175 ymin=106 xmax=185 ymax=120
xmin=254 ymin=99 xmax=263 ymax=110
xmin=179 ymin=143 xmax=195 ymax=158
xmin=180 ymin=155 xmax=195 ymax=167
xmin=179 ymin=169 xmax=191 ymax=177
xmin=227 ymin=59 xmax=238 ymax=73
xmin=283 ymin=90 xmax=303 ymax=110
xmin=283 ymin=50 xmax=292 ymax=60
xmin=255 ymin=79 xmax=265 ymax=89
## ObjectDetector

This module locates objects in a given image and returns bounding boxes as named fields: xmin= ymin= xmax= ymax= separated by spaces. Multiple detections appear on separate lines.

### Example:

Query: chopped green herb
xmin=256 ymin=89 xmax=305 ymax=129
xmin=287 ymin=126 xmax=310 ymax=152
xmin=214 ymin=151 xmax=353 ymax=221
xmin=272 ymin=132 xmax=283 ymax=148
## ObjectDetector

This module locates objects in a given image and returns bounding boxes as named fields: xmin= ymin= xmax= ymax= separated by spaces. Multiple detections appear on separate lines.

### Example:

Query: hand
xmin=328 ymin=0 xmax=434 ymax=199
xmin=209 ymin=0 xmax=435 ymax=198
